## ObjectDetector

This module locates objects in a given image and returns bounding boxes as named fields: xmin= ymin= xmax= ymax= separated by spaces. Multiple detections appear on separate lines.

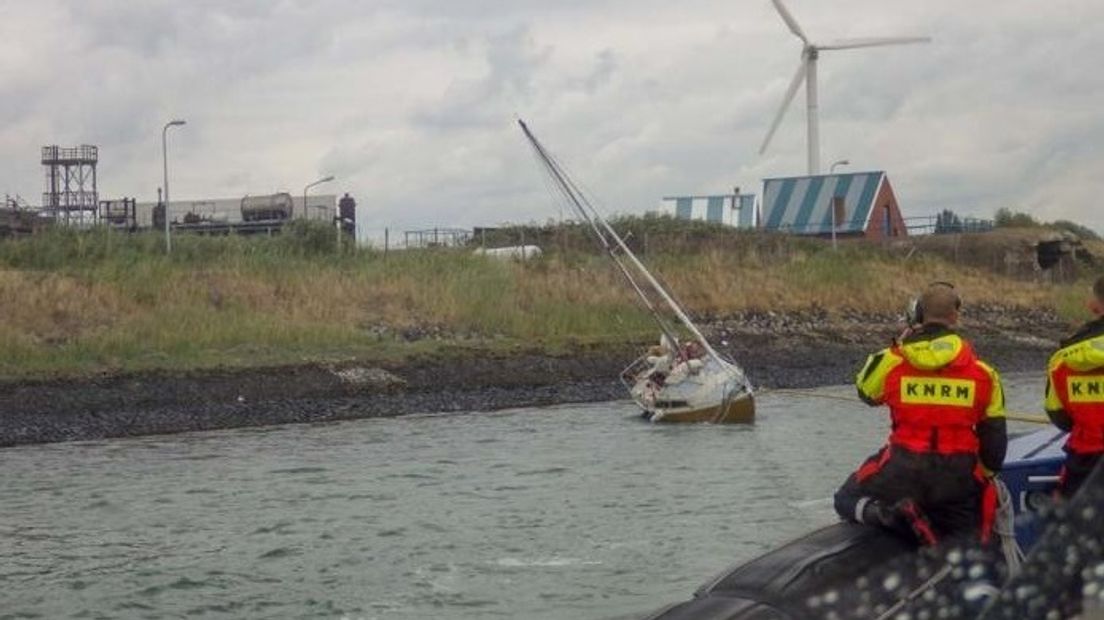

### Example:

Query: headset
xmin=905 ymin=281 xmax=961 ymax=327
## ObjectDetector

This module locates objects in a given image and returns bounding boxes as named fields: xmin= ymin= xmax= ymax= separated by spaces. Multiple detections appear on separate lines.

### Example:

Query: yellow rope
xmin=758 ymin=387 xmax=1052 ymax=425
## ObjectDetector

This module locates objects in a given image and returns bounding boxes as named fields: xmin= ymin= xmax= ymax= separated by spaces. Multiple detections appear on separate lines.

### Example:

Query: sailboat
xmin=518 ymin=120 xmax=755 ymax=424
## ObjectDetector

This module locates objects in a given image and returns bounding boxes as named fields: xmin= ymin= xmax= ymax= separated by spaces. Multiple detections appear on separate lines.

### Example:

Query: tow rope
xmin=993 ymin=477 xmax=1025 ymax=576
xmin=757 ymin=387 xmax=1051 ymax=425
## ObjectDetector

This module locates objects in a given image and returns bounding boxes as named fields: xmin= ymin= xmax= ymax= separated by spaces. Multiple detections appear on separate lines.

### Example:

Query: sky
xmin=1 ymin=0 xmax=1102 ymax=234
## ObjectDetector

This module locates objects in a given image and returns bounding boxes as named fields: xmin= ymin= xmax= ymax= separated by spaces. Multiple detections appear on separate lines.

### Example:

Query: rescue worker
xmin=834 ymin=282 xmax=1007 ymax=546
xmin=1045 ymin=275 xmax=1104 ymax=498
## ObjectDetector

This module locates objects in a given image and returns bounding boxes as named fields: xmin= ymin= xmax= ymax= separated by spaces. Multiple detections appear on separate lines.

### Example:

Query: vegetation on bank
xmin=993 ymin=208 xmax=1100 ymax=240
xmin=0 ymin=219 xmax=1099 ymax=379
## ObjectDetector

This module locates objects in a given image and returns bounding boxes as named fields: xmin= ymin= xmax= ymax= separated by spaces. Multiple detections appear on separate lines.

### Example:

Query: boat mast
xmin=517 ymin=119 xmax=726 ymax=366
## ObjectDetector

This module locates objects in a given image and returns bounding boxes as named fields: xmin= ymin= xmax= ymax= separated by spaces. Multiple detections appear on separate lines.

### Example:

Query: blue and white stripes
xmin=661 ymin=193 xmax=759 ymax=229
xmin=761 ymin=172 xmax=884 ymax=234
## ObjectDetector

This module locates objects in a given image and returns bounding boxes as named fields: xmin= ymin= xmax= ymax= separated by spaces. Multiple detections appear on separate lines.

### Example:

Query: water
xmin=0 ymin=375 xmax=1046 ymax=619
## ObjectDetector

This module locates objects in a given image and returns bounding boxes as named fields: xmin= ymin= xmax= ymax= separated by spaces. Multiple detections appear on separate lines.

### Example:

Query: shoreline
xmin=0 ymin=309 xmax=1067 ymax=448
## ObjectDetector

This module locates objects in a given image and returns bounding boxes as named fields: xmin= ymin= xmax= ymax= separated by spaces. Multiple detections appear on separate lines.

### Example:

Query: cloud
xmin=0 ymin=0 xmax=1102 ymax=233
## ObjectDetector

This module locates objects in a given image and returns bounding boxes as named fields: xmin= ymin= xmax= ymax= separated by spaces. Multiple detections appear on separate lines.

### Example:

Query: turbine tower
xmin=759 ymin=0 xmax=930 ymax=175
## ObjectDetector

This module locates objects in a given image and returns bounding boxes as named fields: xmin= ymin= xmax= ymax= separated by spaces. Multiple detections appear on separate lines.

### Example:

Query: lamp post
xmin=302 ymin=175 xmax=335 ymax=221
xmin=162 ymin=119 xmax=186 ymax=254
xmin=828 ymin=160 xmax=849 ymax=249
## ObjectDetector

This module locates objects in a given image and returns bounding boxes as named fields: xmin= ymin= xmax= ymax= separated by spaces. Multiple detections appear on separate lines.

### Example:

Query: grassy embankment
xmin=0 ymin=220 xmax=1097 ymax=379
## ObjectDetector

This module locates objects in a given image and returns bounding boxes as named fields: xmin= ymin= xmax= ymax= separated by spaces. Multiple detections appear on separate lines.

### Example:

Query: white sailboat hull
xmin=624 ymin=355 xmax=756 ymax=424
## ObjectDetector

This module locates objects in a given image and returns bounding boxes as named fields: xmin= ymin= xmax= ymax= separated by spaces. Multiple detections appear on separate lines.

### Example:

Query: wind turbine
xmin=759 ymin=0 xmax=930 ymax=175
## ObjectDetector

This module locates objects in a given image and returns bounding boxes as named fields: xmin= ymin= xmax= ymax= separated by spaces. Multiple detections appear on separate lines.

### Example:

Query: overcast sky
xmin=1 ymin=0 xmax=1101 ymax=233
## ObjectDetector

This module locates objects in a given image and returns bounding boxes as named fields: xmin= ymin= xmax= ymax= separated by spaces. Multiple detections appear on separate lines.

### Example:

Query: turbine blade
xmin=818 ymin=36 xmax=931 ymax=50
xmin=759 ymin=61 xmax=808 ymax=155
xmin=770 ymin=0 xmax=809 ymax=44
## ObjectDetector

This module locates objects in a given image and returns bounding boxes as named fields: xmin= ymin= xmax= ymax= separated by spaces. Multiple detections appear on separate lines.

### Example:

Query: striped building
xmin=659 ymin=193 xmax=759 ymax=229
xmin=761 ymin=171 xmax=907 ymax=239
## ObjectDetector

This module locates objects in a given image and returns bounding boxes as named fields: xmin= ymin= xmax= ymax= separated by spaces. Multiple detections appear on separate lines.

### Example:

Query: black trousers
xmin=1059 ymin=452 xmax=1102 ymax=498
xmin=834 ymin=445 xmax=986 ymax=540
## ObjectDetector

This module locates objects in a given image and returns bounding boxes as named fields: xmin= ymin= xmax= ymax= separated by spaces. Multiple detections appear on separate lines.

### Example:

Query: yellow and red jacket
xmin=856 ymin=326 xmax=1006 ymax=470
xmin=1046 ymin=317 xmax=1104 ymax=454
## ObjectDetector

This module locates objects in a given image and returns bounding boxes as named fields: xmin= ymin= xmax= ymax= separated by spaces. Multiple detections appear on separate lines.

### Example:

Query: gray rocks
xmin=331 ymin=366 xmax=407 ymax=392
xmin=0 ymin=305 xmax=1068 ymax=447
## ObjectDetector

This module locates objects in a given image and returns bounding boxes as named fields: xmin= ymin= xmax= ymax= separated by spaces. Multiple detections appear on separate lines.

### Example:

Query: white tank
xmin=472 ymin=245 xmax=543 ymax=260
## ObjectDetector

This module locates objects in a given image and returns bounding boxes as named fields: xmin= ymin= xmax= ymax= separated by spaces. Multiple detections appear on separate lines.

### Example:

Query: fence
xmin=903 ymin=215 xmax=994 ymax=236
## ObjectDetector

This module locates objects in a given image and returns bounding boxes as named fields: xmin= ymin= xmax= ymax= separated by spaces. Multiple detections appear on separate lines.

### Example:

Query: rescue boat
xmin=517 ymin=119 xmax=755 ymax=424
xmin=642 ymin=427 xmax=1068 ymax=619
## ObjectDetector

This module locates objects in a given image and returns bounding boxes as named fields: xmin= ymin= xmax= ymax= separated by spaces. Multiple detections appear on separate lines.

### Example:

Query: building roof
xmin=660 ymin=193 xmax=758 ymax=228
xmin=761 ymin=171 xmax=886 ymax=234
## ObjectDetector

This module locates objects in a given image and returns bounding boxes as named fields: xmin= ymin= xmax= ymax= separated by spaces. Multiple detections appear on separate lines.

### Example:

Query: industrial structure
xmin=98 ymin=198 xmax=138 ymax=230
xmin=760 ymin=171 xmax=908 ymax=239
xmin=138 ymin=193 xmax=340 ymax=235
xmin=659 ymin=191 xmax=759 ymax=229
xmin=338 ymin=193 xmax=356 ymax=235
xmin=41 ymin=145 xmax=98 ymax=225
xmin=404 ymin=227 xmax=472 ymax=248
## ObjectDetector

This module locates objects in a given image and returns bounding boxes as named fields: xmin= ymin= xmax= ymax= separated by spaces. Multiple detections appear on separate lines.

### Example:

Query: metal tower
xmin=42 ymin=145 xmax=98 ymax=225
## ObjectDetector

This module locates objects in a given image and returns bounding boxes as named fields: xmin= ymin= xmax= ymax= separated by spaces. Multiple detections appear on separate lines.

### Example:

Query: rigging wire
xmin=518 ymin=119 xmax=685 ymax=353
xmin=522 ymin=122 xmax=732 ymax=368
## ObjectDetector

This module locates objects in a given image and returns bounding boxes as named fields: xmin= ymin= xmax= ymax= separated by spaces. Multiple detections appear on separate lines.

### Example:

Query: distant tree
xmin=935 ymin=209 xmax=962 ymax=234
xmin=994 ymin=208 xmax=1039 ymax=228
xmin=994 ymin=208 xmax=1012 ymax=227
xmin=1051 ymin=219 xmax=1101 ymax=240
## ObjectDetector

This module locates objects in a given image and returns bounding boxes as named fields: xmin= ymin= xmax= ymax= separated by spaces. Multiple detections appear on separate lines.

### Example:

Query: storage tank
xmin=240 ymin=193 xmax=294 ymax=222
xmin=472 ymin=245 xmax=543 ymax=260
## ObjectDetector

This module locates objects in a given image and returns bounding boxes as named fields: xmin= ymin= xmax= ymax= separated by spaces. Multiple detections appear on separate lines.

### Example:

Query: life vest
xmin=881 ymin=336 xmax=995 ymax=455
xmin=1048 ymin=330 xmax=1104 ymax=454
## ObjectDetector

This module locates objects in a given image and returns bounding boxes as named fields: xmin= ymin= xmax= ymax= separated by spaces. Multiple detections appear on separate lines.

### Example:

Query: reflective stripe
xmin=854 ymin=497 xmax=871 ymax=523
xmin=1067 ymin=375 xmax=1104 ymax=402
xmin=900 ymin=377 xmax=975 ymax=406
xmin=1050 ymin=363 xmax=1104 ymax=453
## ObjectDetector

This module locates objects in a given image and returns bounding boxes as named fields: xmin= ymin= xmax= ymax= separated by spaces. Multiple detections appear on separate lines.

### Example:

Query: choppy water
xmin=0 ymin=375 xmax=1045 ymax=619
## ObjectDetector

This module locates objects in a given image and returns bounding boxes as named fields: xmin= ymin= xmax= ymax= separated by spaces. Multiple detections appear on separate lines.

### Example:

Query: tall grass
xmin=0 ymin=222 xmax=1093 ymax=378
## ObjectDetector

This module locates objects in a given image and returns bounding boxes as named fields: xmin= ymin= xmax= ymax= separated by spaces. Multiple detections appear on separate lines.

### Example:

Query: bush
xmin=1051 ymin=219 xmax=1100 ymax=241
xmin=278 ymin=219 xmax=337 ymax=256
xmin=994 ymin=208 xmax=1040 ymax=228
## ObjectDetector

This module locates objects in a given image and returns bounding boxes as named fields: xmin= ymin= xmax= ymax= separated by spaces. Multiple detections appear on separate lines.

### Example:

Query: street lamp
xmin=302 ymin=175 xmax=335 ymax=221
xmin=162 ymin=119 xmax=187 ymax=254
xmin=828 ymin=161 xmax=848 ymax=250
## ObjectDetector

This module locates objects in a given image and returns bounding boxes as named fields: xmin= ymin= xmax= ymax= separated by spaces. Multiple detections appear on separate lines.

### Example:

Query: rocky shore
xmin=0 ymin=306 xmax=1070 ymax=448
